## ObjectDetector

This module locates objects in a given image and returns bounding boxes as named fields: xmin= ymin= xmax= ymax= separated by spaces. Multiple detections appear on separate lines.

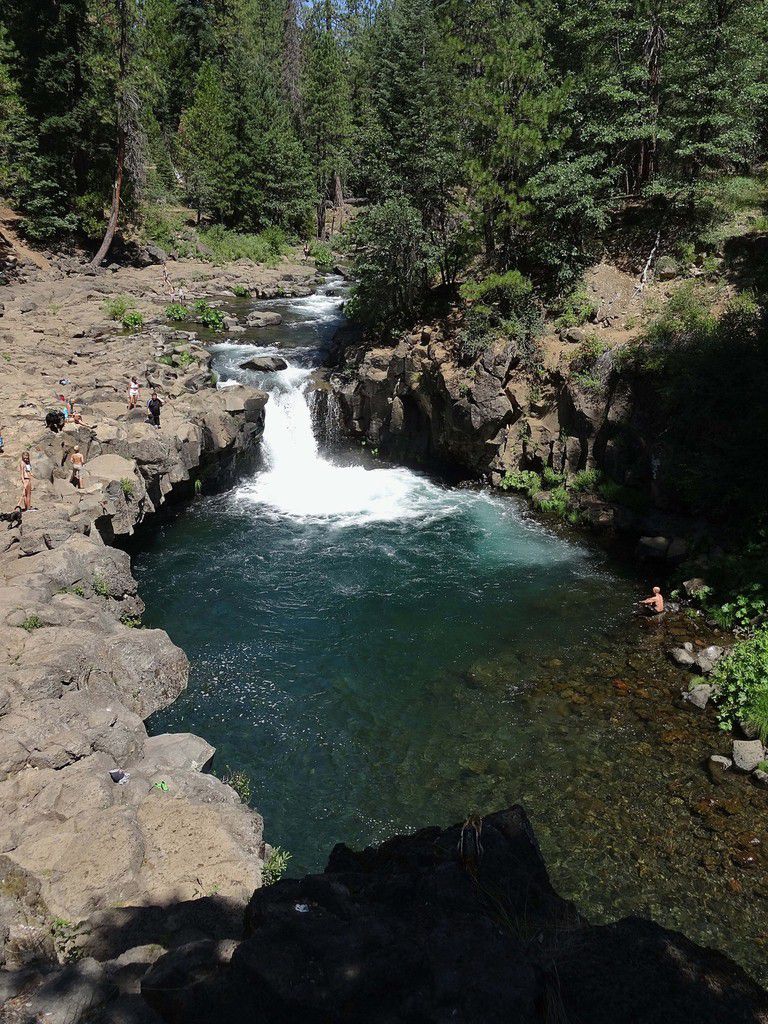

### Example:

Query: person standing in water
xmin=147 ymin=391 xmax=164 ymax=429
xmin=19 ymin=451 xmax=32 ymax=510
xmin=638 ymin=586 xmax=665 ymax=614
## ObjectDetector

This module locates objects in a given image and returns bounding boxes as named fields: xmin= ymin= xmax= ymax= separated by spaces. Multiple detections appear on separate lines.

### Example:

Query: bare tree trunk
xmin=333 ymin=171 xmax=345 ymax=231
xmin=90 ymin=0 xmax=128 ymax=268
xmin=90 ymin=129 xmax=126 ymax=268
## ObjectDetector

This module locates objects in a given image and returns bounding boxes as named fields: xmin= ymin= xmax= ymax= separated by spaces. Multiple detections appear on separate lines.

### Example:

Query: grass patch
xmin=553 ymin=287 xmax=597 ymax=329
xmin=92 ymin=575 xmax=110 ymax=597
xmin=21 ymin=614 xmax=42 ymax=632
xmin=120 ymin=478 xmax=135 ymax=499
xmin=499 ymin=470 xmax=541 ymax=497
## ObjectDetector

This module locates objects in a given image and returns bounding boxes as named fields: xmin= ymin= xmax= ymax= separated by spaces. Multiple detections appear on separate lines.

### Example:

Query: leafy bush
xmin=158 ymin=354 xmax=174 ymax=366
xmin=712 ymin=628 xmax=768 ymax=738
xmin=310 ymin=241 xmax=334 ymax=272
xmin=200 ymin=225 xmax=288 ymax=265
xmin=177 ymin=349 xmax=195 ymax=369
xmin=120 ymin=478 xmax=134 ymax=499
xmin=193 ymin=300 xmax=225 ymax=330
xmin=221 ymin=768 xmax=252 ymax=804
xmin=569 ymin=468 xmax=601 ymax=492
xmin=165 ymin=303 xmax=191 ymax=321
xmin=499 ymin=470 xmax=541 ymax=496
xmin=21 ymin=614 xmax=42 ymax=632
xmin=554 ymin=288 xmax=597 ymax=329
xmin=541 ymin=466 xmax=565 ymax=489
xmin=122 ymin=311 xmax=144 ymax=332
xmin=535 ymin=485 xmax=569 ymax=516
xmin=104 ymin=295 xmax=134 ymax=320
xmin=710 ymin=584 xmax=766 ymax=630
xmin=262 ymin=846 xmax=292 ymax=886
xmin=232 ymin=284 xmax=250 ymax=298
xmin=460 ymin=269 xmax=533 ymax=317
xmin=570 ymin=335 xmax=607 ymax=374
xmin=92 ymin=575 xmax=110 ymax=597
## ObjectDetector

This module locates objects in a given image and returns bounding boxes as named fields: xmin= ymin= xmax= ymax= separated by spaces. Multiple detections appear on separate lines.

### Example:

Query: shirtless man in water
xmin=639 ymin=586 xmax=665 ymax=614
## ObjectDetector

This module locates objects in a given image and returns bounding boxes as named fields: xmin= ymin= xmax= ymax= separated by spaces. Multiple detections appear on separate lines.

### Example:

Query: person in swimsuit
xmin=20 ymin=451 xmax=32 ymax=510
xmin=638 ymin=586 xmax=665 ymax=615
xmin=70 ymin=446 xmax=85 ymax=488
xmin=128 ymin=376 xmax=140 ymax=410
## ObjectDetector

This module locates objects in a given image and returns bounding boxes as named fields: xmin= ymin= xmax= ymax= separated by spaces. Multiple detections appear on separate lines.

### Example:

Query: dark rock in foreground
xmin=141 ymin=807 xmax=768 ymax=1024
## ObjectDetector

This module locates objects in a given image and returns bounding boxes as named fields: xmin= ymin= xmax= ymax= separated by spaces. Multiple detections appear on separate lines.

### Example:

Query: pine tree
xmin=177 ymin=60 xmax=236 ymax=222
xmin=303 ymin=0 xmax=352 ymax=236
xmin=0 ymin=26 xmax=33 ymax=202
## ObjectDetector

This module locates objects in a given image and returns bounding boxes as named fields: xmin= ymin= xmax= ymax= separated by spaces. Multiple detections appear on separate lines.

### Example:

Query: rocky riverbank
xmin=5 ymin=807 xmax=764 ymax=1023
xmin=0 ymin=256 xmax=318 ymax=972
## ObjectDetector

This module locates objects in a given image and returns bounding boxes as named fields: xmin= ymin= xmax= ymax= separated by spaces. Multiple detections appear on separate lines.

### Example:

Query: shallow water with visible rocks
xmin=135 ymin=283 xmax=767 ymax=987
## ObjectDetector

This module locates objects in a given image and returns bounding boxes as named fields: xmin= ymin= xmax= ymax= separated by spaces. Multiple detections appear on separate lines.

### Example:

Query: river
xmin=134 ymin=278 xmax=767 ymax=985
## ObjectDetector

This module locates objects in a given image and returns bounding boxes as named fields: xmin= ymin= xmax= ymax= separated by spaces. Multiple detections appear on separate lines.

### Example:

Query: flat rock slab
xmin=143 ymin=733 xmax=215 ymax=773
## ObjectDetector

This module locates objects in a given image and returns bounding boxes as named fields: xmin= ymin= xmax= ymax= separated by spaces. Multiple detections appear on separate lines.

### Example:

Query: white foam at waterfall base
xmin=237 ymin=370 xmax=461 ymax=526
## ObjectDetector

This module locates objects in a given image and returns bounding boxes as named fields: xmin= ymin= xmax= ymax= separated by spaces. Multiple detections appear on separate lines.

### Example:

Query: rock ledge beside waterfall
xmin=0 ymin=257 xmax=318 ymax=972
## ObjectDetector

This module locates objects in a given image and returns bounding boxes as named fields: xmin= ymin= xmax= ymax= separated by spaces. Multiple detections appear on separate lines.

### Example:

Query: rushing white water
xmin=241 ymin=381 xmax=464 ymax=525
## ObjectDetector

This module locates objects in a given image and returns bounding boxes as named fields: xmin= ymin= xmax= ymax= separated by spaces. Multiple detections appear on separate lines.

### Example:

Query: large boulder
xmin=142 ymin=808 xmax=768 ymax=1024
xmin=240 ymin=356 xmax=288 ymax=372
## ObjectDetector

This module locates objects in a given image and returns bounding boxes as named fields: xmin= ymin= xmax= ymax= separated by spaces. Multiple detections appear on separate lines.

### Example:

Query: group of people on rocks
xmin=12 ymin=373 xmax=168 ymax=520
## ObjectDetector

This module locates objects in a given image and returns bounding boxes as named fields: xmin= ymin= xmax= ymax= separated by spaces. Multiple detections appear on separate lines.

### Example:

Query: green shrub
xmin=21 ymin=614 xmax=43 ymax=632
xmin=200 ymin=225 xmax=289 ymax=265
xmin=569 ymin=468 xmax=601 ymax=492
xmin=598 ymin=479 xmax=650 ymax=513
xmin=712 ymin=628 xmax=768 ymax=738
xmin=232 ymin=284 xmax=250 ymax=298
xmin=570 ymin=335 xmax=607 ymax=374
xmin=93 ymin=575 xmax=110 ymax=597
xmin=158 ymin=354 xmax=173 ymax=366
xmin=210 ymin=371 xmax=218 ymax=386
xmin=193 ymin=300 xmax=225 ymax=330
xmin=460 ymin=269 xmax=533 ymax=316
xmin=104 ymin=295 xmax=134 ymax=320
xmin=534 ymin=485 xmax=569 ymax=516
xmin=165 ymin=303 xmax=191 ymax=321
xmin=710 ymin=584 xmax=766 ymax=630
xmin=554 ymin=288 xmax=597 ymax=329
xmin=120 ymin=478 xmax=135 ymax=499
xmin=262 ymin=846 xmax=292 ymax=886
xmin=221 ymin=768 xmax=252 ymax=804
xmin=310 ymin=241 xmax=334 ymax=272
xmin=177 ymin=349 xmax=195 ymax=369
xmin=122 ymin=311 xmax=144 ymax=332
xmin=541 ymin=466 xmax=565 ymax=489
xmin=499 ymin=470 xmax=541 ymax=496
xmin=120 ymin=615 xmax=142 ymax=628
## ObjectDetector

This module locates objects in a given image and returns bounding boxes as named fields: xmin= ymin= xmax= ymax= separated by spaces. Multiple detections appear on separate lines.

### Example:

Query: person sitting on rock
xmin=638 ymin=586 xmax=665 ymax=615
xmin=147 ymin=391 xmax=164 ymax=429
xmin=70 ymin=446 xmax=85 ymax=488
xmin=71 ymin=406 xmax=92 ymax=429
